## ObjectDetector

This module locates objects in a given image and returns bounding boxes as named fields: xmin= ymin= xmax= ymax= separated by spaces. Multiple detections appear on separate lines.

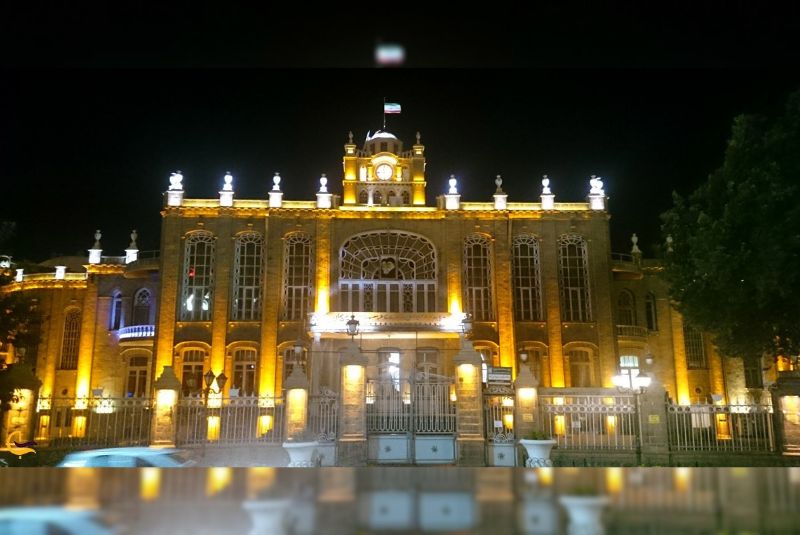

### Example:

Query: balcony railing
xmin=616 ymin=324 xmax=649 ymax=338
xmin=118 ymin=325 xmax=156 ymax=340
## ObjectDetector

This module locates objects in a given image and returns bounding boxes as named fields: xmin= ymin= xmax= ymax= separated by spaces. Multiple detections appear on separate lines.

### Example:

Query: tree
xmin=661 ymin=89 xmax=800 ymax=370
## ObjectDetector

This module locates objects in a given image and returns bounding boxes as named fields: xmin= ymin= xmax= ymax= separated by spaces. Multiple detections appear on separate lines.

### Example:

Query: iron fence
xmin=37 ymin=397 xmax=152 ymax=448
xmin=366 ymin=379 xmax=455 ymax=434
xmin=666 ymin=403 xmax=775 ymax=452
xmin=413 ymin=380 xmax=456 ymax=434
xmin=484 ymin=385 xmax=515 ymax=442
xmin=175 ymin=396 xmax=285 ymax=446
xmin=538 ymin=391 xmax=639 ymax=450
xmin=309 ymin=389 xmax=338 ymax=441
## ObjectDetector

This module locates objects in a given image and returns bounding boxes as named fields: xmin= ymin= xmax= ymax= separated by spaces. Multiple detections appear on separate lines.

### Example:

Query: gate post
xmin=454 ymin=339 xmax=485 ymax=466
xmin=637 ymin=380 xmax=670 ymax=466
xmin=337 ymin=342 xmax=367 ymax=466
xmin=514 ymin=363 xmax=539 ymax=440
xmin=151 ymin=366 xmax=181 ymax=447
xmin=770 ymin=370 xmax=800 ymax=456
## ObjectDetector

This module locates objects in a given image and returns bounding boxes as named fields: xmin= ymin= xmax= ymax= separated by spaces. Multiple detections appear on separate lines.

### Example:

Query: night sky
xmin=3 ymin=7 xmax=800 ymax=262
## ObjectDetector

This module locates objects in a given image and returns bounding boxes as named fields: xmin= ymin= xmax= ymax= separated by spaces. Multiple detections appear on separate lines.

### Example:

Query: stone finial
xmin=272 ymin=172 xmax=281 ymax=191
xmin=222 ymin=172 xmax=234 ymax=191
xmin=169 ymin=171 xmax=183 ymax=191
xmin=416 ymin=131 xmax=421 ymax=144
xmin=494 ymin=175 xmax=504 ymax=193
xmin=129 ymin=230 xmax=138 ymax=249
xmin=666 ymin=235 xmax=674 ymax=253
xmin=631 ymin=233 xmax=641 ymax=254
xmin=319 ymin=174 xmax=328 ymax=193
xmin=347 ymin=131 xmax=354 ymax=144
xmin=448 ymin=175 xmax=458 ymax=194
xmin=542 ymin=175 xmax=552 ymax=195
xmin=93 ymin=230 xmax=102 ymax=249
xmin=589 ymin=174 xmax=604 ymax=195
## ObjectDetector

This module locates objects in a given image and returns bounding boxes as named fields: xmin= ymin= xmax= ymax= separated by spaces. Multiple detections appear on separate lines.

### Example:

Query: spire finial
xmin=348 ymin=131 xmax=354 ymax=143
xmin=631 ymin=233 xmax=641 ymax=254
xmin=272 ymin=172 xmax=281 ymax=191
xmin=589 ymin=174 xmax=604 ymax=195
xmin=494 ymin=174 xmax=504 ymax=193
xmin=129 ymin=230 xmax=138 ymax=249
xmin=319 ymin=173 xmax=328 ymax=193
xmin=169 ymin=171 xmax=183 ymax=191
xmin=93 ymin=230 xmax=102 ymax=249
xmin=416 ymin=131 xmax=421 ymax=144
xmin=448 ymin=175 xmax=458 ymax=194
xmin=541 ymin=175 xmax=552 ymax=195
xmin=222 ymin=172 xmax=234 ymax=191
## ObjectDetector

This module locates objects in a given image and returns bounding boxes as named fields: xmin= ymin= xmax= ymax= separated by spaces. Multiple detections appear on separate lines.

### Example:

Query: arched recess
xmin=518 ymin=342 xmax=549 ymax=387
xmin=562 ymin=341 xmax=600 ymax=388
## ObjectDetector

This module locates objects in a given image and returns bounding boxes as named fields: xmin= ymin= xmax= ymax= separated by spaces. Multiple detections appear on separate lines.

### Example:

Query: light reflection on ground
xmin=1 ymin=467 xmax=799 ymax=534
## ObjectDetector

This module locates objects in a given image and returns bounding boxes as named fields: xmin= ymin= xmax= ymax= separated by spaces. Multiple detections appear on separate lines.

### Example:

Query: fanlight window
xmin=512 ymin=235 xmax=543 ymax=321
xmin=282 ymin=232 xmax=314 ymax=321
xmin=463 ymin=234 xmax=494 ymax=321
xmin=181 ymin=231 xmax=215 ymax=321
xmin=132 ymin=288 xmax=152 ymax=325
xmin=558 ymin=234 xmax=592 ymax=322
xmin=338 ymin=231 xmax=437 ymax=313
xmin=232 ymin=232 xmax=264 ymax=321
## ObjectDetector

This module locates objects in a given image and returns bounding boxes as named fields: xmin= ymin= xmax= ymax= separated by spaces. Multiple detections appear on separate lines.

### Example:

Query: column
xmin=494 ymin=220 xmax=516 ymax=375
xmin=454 ymin=338 xmax=485 ymax=466
xmin=150 ymin=366 xmax=181 ymax=447
xmin=540 ymin=229 xmax=565 ymax=387
xmin=154 ymin=214 xmax=183 ymax=378
xmin=670 ymin=310 xmax=690 ymax=405
xmin=72 ymin=272 xmax=100 ymax=436
xmin=210 ymin=220 xmax=233 ymax=395
xmin=259 ymin=218 xmax=280 ymax=398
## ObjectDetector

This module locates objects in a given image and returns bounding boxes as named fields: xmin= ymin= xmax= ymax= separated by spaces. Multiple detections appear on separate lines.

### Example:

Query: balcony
xmin=611 ymin=252 xmax=642 ymax=280
xmin=615 ymin=324 xmax=649 ymax=340
xmin=124 ymin=250 xmax=160 ymax=278
xmin=118 ymin=325 xmax=156 ymax=345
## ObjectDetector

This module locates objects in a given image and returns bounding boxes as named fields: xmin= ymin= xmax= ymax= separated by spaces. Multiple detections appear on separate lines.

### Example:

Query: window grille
xmin=232 ymin=232 xmax=264 ymax=320
xmin=59 ymin=308 xmax=81 ymax=369
xmin=282 ymin=232 xmax=313 ymax=321
xmin=683 ymin=324 xmax=707 ymax=369
xmin=181 ymin=231 xmax=215 ymax=321
xmin=463 ymin=234 xmax=494 ymax=321
xmin=558 ymin=234 xmax=592 ymax=322
xmin=338 ymin=231 xmax=437 ymax=313
xmin=512 ymin=235 xmax=543 ymax=321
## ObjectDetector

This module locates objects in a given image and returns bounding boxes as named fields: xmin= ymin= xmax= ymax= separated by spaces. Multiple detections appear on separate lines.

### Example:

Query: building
xmin=1 ymin=127 xmax=786 ymax=462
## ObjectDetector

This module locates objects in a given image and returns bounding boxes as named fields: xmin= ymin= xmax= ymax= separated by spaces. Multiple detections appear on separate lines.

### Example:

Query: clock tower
xmin=342 ymin=129 xmax=427 ymax=206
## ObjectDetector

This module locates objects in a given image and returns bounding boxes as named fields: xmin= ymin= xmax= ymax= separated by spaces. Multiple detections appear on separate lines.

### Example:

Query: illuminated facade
xmin=1 ymin=128 xmax=777 ymax=446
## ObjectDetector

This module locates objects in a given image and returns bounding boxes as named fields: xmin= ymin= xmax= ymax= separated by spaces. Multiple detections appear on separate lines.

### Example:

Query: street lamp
xmin=461 ymin=313 xmax=473 ymax=337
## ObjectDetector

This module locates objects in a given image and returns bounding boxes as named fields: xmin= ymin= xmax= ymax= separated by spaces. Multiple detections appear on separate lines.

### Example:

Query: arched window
xmin=567 ymin=348 xmax=593 ymax=387
xmin=519 ymin=345 xmax=547 ymax=387
xmin=617 ymin=290 xmax=636 ymax=326
xmin=358 ymin=190 xmax=368 ymax=204
xmin=125 ymin=351 xmax=151 ymax=397
xmin=109 ymin=292 xmax=123 ymax=330
xmin=645 ymin=293 xmax=658 ymax=331
xmin=338 ymin=231 xmax=437 ymax=313
xmin=59 ymin=308 xmax=81 ymax=370
xmin=232 ymin=348 xmax=258 ymax=396
xmin=401 ymin=191 xmax=410 ymax=205
xmin=373 ymin=190 xmax=383 ymax=204
xmin=181 ymin=231 xmax=215 ymax=321
xmin=180 ymin=348 xmax=206 ymax=397
xmin=232 ymin=232 xmax=264 ymax=321
xmin=512 ymin=235 xmax=543 ymax=321
xmin=132 ymin=288 xmax=151 ymax=325
xmin=463 ymin=234 xmax=494 ymax=321
xmin=282 ymin=232 xmax=314 ymax=321
xmin=683 ymin=324 xmax=707 ymax=369
xmin=558 ymin=234 xmax=592 ymax=322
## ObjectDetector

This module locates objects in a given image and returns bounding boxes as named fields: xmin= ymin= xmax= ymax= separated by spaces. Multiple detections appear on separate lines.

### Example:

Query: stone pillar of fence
xmin=337 ymin=342 xmax=367 ymax=466
xmin=454 ymin=338 xmax=485 ymax=466
xmin=151 ymin=366 xmax=181 ymax=447
xmin=770 ymin=370 xmax=800 ymax=455
xmin=284 ymin=366 xmax=310 ymax=440
xmin=514 ymin=363 xmax=539 ymax=439
xmin=637 ymin=380 xmax=670 ymax=466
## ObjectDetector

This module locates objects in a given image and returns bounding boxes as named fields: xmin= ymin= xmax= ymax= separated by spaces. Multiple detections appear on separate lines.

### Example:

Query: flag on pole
xmin=383 ymin=103 xmax=401 ymax=114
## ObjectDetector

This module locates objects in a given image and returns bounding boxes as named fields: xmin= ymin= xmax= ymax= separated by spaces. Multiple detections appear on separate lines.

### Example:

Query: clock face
xmin=375 ymin=164 xmax=393 ymax=180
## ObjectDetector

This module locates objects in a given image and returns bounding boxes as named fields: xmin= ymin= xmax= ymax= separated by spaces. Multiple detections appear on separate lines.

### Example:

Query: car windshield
xmin=164 ymin=450 xmax=193 ymax=465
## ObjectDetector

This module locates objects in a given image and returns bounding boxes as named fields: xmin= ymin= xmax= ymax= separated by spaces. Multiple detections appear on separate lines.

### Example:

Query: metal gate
xmin=366 ymin=374 xmax=456 ymax=464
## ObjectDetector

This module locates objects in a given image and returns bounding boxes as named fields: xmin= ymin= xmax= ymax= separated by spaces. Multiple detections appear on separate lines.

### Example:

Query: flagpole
xmin=383 ymin=97 xmax=386 ymax=130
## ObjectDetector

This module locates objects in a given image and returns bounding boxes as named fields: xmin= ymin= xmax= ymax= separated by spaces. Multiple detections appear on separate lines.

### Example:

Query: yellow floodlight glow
xmin=605 ymin=467 xmax=623 ymax=494
xmin=140 ymin=468 xmax=161 ymax=501
xmin=207 ymin=467 xmax=232 ymax=496
xmin=156 ymin=388 xmax=177 ymax=407
xmin=258 ymin=415 xmax=273 ymax=436
xmin=207 ymin=415 xmax=220 ymax=441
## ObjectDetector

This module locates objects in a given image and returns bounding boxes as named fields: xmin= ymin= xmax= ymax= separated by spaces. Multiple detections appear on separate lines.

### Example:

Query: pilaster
xmin=540 ymin=226 xmax=565 ymax=387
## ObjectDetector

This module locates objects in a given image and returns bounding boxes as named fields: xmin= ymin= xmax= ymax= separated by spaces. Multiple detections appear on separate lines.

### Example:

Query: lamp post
xmin=346 ymin=314 xmax=360 ymax=341
xmin=461 ymin=313 xmax=473 ymax=339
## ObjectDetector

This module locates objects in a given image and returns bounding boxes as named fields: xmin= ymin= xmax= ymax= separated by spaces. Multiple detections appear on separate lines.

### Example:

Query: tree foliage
xmin=661 ymin=90 xmax=800 ymax=364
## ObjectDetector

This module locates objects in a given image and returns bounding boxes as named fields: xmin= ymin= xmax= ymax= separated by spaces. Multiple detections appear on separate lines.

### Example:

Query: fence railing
xmin=309 ymin=390 xmax=338 ymax=441
xmin=615 ymin=324 xmax=649 ymax=338
xmin=413 ymin=381 xmax=456 ymax=434
xmin=117 ymin=324 xmax=156 ymax=339
xmin=538 ymin=392 xmax=639 ymax=450
xmin=174 ymin=396 xmax=285 ymax=446
xmin=667 ymin=403 xmax=775 ymax=452
xmin=484 ymin=385 xmax=515 ymax=442
xmin=37 ymin=397 xmax=152 ymax=448
xmin=366 ymin=379 xmax=455 ymax=434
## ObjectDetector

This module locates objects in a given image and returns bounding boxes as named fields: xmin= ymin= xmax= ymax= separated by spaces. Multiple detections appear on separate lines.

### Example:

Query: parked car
xmin=57 ymin=447 xmax=196 ymax=468
xmin=0 ymin=506 xmax=114 ymax=535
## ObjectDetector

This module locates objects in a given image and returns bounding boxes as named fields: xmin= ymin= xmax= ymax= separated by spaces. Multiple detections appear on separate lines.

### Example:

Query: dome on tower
xmin=364 ymin=130 xmax=403 ymax=155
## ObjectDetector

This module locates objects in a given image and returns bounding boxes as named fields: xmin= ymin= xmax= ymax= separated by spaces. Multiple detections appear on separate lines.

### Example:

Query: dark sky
xmin=3 ymin=7 xmax=800 ymax=262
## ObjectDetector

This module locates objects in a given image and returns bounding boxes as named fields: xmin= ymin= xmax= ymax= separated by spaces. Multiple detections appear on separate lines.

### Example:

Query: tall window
xmin=59 ymin=308 xmax=81 ymax=370
xmin=126 ymin=353 xmax=150 ymax=397
xmin=232 ymin=232 xmax=264 ymax=320
xmin=617 ymin=355 xmax=641 ymax=387
xmin=617 ymin=290 xmax=636 ymax=326
xmin=132 ymin=288 xmax=151 ymax=325
xmin=463 ymin=234 xmax=494 ymax=321
xmin=232 ymin=348 xmax=258 ymax=396
xmin=181 ymin=349 xmax=206 ymax=396
xmin=568 ymin=349 xmax=593 ymax=387
xmin=645 ymin=293 xmax=658 ymax=331
xmin=512 ymin=235 xmax=543 ymax=321
xmin=338 ymin=231 xmax=437 ymax=313
xmin=282 ymin=233 xmax=313 ymax=321
xmin=558 ymin=234 xmax=592 ymax=322
xmin=109 ymin=292 xmax=123 ymax=330
xmin=415 ymin=349 xmax=440 ymax=379
xmin=181 ymin=231 xmax=215 ymax=321
xmin=683 ymin=324 xmax=707 ymax=369
xmin=378 ymin=349 xmax=401 ymax=390
xmin=744 ymin=357 xmax=764 ymax=389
